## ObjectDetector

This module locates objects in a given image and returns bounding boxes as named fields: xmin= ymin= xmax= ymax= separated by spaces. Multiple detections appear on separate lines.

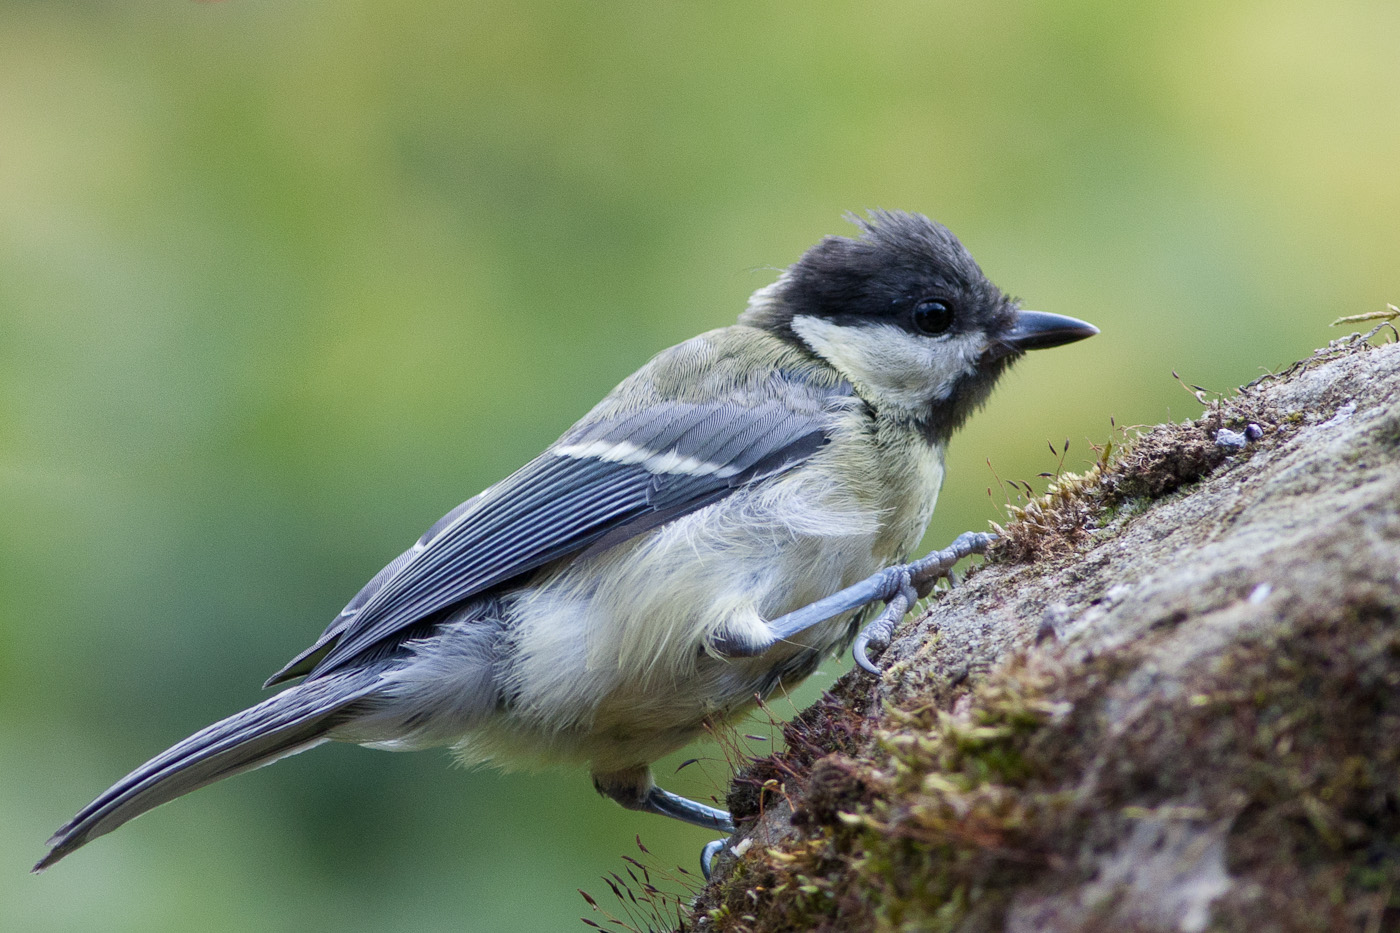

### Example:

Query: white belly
xmin=360 ymin=426 xmax=946 ymax=773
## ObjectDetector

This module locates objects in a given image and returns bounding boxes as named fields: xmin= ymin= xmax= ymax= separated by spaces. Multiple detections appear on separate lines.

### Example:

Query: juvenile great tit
xmin=36 ymin=210 xmax=1096 ymax=871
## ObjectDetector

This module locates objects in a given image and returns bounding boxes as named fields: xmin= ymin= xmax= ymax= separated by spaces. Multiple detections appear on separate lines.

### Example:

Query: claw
xmin=701 ymin=839 xmax=726 ymax=880
xmin=853 ymin=574 xmax=916 ymax=674
xmin=851 ymin=532 xmax=996 ymax=675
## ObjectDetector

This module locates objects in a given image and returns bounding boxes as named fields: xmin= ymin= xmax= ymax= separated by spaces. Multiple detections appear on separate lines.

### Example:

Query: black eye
xmin=912 ymin=298 xmax=954 ymax=335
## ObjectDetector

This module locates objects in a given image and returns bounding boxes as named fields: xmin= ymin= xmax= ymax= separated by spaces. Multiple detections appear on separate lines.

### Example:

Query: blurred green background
xmin=3 ymin=1 xmax=1397 ymax=930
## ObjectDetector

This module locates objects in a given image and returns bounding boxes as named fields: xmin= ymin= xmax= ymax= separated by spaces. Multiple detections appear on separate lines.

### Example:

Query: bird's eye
xmin=912 ymin=299 xmax=954 ymax=335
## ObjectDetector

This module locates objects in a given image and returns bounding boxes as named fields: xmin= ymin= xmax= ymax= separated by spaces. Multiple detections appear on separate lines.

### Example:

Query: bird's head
xmin=739 ymin=210 xmax=1097 ymax=442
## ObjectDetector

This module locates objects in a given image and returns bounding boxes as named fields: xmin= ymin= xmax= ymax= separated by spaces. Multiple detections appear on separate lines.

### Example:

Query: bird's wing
xmin=270 ymin=372 xmax=853 ymax=684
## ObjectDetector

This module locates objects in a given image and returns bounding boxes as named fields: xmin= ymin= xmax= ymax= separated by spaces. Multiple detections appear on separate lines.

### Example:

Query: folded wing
xmin=271 ymin=375 xmax=853 ymax=685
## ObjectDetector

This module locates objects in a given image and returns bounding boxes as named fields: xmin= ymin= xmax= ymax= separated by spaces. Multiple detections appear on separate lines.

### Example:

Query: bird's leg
xmin=712 ymin=531 xmax=995 ymax=667
xmin=596 ymin=767 xmax=739 ymax=874
xmin=592 ymin=767 xmax=735 ymax=833
xmin=612 ymin=534 xmax=992 ymax=878
xmin=593 ymin=767 xmax=735 ymax=879
xmin=851 ymin=531 xmax=994 ymax=673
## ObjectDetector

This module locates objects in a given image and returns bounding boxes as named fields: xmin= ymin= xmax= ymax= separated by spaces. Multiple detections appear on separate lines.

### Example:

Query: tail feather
xmin=35 ymin=669 xmax=382 ymax=872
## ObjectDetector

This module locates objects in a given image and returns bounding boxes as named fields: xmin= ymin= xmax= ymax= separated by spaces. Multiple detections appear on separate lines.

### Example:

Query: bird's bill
xmin=1003 ymin=310 xmax=1099 ymax=351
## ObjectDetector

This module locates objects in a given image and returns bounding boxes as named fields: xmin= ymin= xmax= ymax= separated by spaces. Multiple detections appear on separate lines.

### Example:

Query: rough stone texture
xmin=687 ymin=335 xmax=1400 ymax=933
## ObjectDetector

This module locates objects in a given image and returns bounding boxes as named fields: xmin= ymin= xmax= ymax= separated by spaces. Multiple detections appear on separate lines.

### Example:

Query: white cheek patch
xmin=792 ymin=316 xmax=984 ymax=415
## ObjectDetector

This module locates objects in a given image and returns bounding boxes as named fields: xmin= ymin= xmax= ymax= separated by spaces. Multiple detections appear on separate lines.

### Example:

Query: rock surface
xmin=690 ymin=335 xmax=1400 ymax=933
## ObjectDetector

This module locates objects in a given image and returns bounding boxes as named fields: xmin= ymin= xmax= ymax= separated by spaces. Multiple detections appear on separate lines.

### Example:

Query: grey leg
xmin=643 ymin=786 xmax=734 ymax=833
xmin=595 ymin=768 xmax=735 ymax=882
xmin=593 ymin=767 xmax=735 ymax=832
xmin=712 ymin=531 xmax=995 ymax=665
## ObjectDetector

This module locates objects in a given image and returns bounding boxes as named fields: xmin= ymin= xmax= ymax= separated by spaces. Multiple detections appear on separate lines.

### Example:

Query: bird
xmin=35 ymin=210 xmax=1096 ymax=872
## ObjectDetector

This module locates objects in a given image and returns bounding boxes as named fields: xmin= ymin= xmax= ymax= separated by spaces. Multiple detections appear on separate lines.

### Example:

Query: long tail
xmin=34 ymin=669 xmax=383 ymax=872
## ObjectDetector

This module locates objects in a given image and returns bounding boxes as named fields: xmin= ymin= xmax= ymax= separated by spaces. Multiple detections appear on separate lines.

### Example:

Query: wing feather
xmin=280 ymin=369 xmax=853 ymax=682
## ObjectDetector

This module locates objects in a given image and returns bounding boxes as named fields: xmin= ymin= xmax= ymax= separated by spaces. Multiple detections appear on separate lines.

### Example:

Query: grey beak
xmin=1003 ymin=310 xmax=1099 ymax=351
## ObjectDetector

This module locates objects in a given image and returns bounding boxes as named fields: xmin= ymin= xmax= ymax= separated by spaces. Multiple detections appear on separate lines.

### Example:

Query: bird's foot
xmin=852 ymin=531 xmax=995 ymax=673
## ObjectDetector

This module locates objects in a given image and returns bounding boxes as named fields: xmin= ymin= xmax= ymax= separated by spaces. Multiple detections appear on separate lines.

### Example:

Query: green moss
xmin=689 ymin=588 xmax=1400 ymax=932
